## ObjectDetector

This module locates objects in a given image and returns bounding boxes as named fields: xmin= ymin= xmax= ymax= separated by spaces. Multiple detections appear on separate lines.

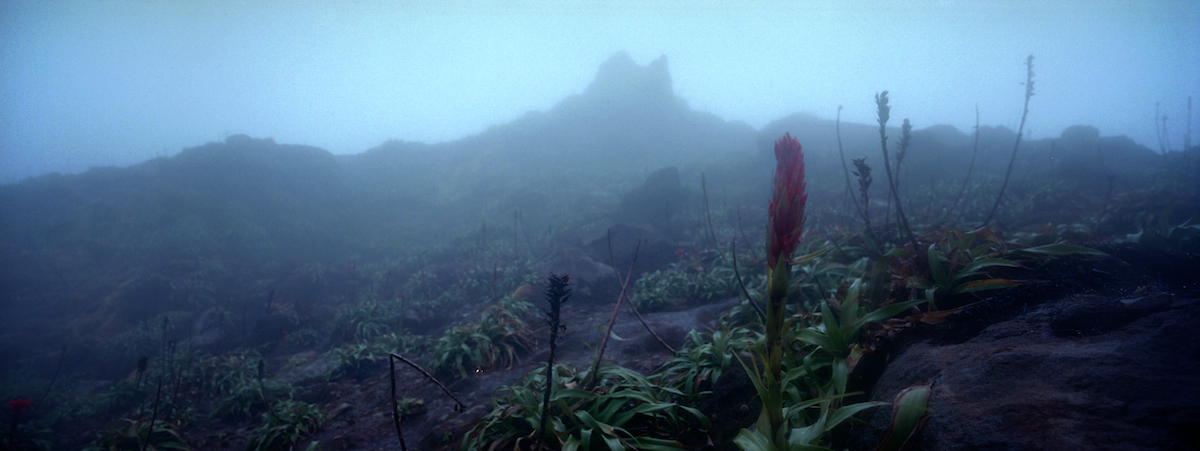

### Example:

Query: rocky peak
xmin=584 ymin=51 xmax=674 ymax=109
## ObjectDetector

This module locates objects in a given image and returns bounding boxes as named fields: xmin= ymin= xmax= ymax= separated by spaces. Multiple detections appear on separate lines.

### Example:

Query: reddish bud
xmin=768 ymin=133 xmax=807 ymax=269
xmin=8 ymin=398 xmax=31 ymax=415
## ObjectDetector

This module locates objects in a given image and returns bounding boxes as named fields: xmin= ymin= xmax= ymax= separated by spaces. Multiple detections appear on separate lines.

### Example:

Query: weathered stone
xmin=541 ymin=246 xmax=617 ymax=302
xmin=612 ymin=166 xmax=690 ymax=234
xmin=849 ymin=245 xmax=1200 ymax=451
xmin=586 ymin=223 xmax=680 ymax=279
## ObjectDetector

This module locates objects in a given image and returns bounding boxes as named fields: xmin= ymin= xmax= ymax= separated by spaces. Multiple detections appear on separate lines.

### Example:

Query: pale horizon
xmin=2 ymin=0 xmax=1197 ymax=183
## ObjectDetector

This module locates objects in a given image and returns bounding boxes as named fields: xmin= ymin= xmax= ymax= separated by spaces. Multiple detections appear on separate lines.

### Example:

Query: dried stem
xmin=389 ymin=357 xmax=408 ymax=451
xmin=142 ymin=316 xmax=170 ymax=451
xmin=730 ymin=239 xmax=766 ymax=322
xmin=388 ymin=353 xmax=466 ymax=413
xmin=604 ymin=233 xmax=668 ymax=354
xmin=1156 ymin=101 xmax=1165 ymax=154
xmin=894 ymin=118 xmax=912 ymax=198
xmin=701 ymin=172 xmax=721 ymax=253
xmin=836 ymin=105 xmax=859 ymax=215
xmin=609 ymin=243 xmax=676 ymax=355
xmin=587 ymin=232 xmax=642 ymax=390
xmin=852 ymin=158 xmax=873 ymax=228
xmin=537 ymin=273 xmax=571 ymax=450
xmin=736 ymin=206 xmax=762 ymax=264
xmin=386 ymin=353 xmax=464 ymax=450
xmin=949 ymin=104 xmax=980 ymax=218
xmin=36 ymin=345 xmax=66 ymax=415
xmin=875 ymin=91 xmax=919 ymax=250
xmin=983 ymin=54 xmax=1035 ymax=227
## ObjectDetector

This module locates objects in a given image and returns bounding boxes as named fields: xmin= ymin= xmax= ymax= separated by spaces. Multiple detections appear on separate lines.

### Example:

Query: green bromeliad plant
xmin=324 ymin=331 xmax=430 ymax=381
xmin=736 ymin=133 xmax=808 ymax=451
xmin=656 ymin=323 xmax=758 ymax=396
xmin=735 ymin=133 xmax=929 ymax=451
xmin=633 ymin=248 xmax=751 ymax=311
xmin=794 ymin=278 xmax=923 ymax=396
xmin=898 ymin=228 xmax=1025 ymax=311
xmin=428 ymin=304 xmax=535 ymax=379
xmin=244 ymin=399 xmax=324 ymax=451
xmin=463 ymin=363 xmax=708 ymax=451
xmin=897 ymin=227 xmax=1105 ymax=311
xmin=84 ymin=418 xmax=189 ymax=451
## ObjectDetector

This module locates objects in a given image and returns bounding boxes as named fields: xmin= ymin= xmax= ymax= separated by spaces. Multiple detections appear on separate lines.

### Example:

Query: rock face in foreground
xmin=852 ymin=245 xmax=1200 ymax=451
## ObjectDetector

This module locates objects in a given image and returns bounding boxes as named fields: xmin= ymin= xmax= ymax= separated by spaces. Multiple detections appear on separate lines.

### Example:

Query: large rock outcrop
xmin=850 ymin=244 xmax=1200 ymax=451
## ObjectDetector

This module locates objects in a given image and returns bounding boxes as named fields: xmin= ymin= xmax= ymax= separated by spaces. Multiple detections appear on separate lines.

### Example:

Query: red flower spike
xmin=8 ymin=398 xmax=31 ymax=414
xmin=768 ymin=133 xmax=807 ymax=269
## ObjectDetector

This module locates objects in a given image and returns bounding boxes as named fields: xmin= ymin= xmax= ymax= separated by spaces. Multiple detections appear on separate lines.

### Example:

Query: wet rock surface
xmin=850 ymin=245 xmax=1200 ymax=451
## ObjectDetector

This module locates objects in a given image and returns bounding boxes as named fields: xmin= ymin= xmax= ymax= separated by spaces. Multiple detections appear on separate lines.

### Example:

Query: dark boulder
xmin=613 ymin=166 xmax=691 ymax=234
xmin=586 ymin=223 xmax=680 ymax=280
xmin=542 ymin=246 xmax=617 ymax=303
xmin=850 ymin=245 xmax=1200 ymax=450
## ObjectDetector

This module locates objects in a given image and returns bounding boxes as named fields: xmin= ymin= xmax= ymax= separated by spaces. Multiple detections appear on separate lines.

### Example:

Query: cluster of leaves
xmin=396 ymin=243 xmax=538 ymax=303
xmin=735 ymin=274 xmax=928 ymax=451
xmin=633 ymin=249 xmax=754 ymax=311
xmin=84 ymin=418 xmax=189 ymax=451
xmin=72 ymin=378 xmax=145 ymax=421
xmin=891 ymin=228 xmax=1107 ymax=311
xmin=464 ymin=364 xmax=709 ymax=451
xmin=330 ymin=298 xmax=396 ymax=343
xmin=106 ymin=311 xmax=195 ymax=363
xmin=53 ymin=339 xmax=210 ymax=450
xmin=428 ymin=304 xmax=535 ymax=379
xmin=457 ymin=258 xmax=541 ymax=302
xmin=244 ymin=399 xmax=324 ymax=451
xmin=1129 ymin=211 xmax=1200 ymax=255
xmin=324 ymin=331 xmax=431 ymax=381
xmin=194 ymin=349 xmax=326 ymax=451
xmin=395 ymin=396 xmax=426 ymax=421
xmin=333 ymin=245 xmax=540 ymax=339
xmin=656 ymin=323 xmax=757 ymax=396
xmin=720 ymin=221 xmax=1106 ymax=450
xmin=498 ymin=292 xmax=539 ymax=320
xmin=284 ymin=328 xmax=323 ymax=348
xmin=894 ymin=228 xmax=1026 ymax=311
xmin=205 ymin=351 xmax=294 ymax=422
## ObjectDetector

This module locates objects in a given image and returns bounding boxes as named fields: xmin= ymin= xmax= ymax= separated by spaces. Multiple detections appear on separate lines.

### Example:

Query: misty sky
xmin=2 ymin=1 xmax=1197 ymax=183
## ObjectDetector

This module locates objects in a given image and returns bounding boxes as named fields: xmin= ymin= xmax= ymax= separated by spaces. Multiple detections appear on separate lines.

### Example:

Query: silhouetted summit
xmin=585 ymin=52 xmax=676 ymax=112
xmin=338 ymin=51 xmax=757 ymax=224
xmin=531 ymin=51 xmax=753 ymax=170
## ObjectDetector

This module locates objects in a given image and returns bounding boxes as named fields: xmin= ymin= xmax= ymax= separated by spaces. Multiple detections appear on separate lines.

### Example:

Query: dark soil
xmin=51 ymin=243 xmax=1200 ymax=451
xmin=102 ymin=296 xmax=742 ymax=451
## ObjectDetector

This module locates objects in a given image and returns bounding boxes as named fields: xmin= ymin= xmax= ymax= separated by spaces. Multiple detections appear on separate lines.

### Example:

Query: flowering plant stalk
xmin=740 ymin=133 xmax=806 ymax=451
xmin=736 ymin=133 xmax=937 ymax=451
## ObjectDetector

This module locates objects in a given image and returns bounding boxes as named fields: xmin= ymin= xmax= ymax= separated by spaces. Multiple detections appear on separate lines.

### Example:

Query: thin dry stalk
xmin=982 ymin=55 xmax=1035 ymax=227
xmin=389 ymin=357 xmax=408 ymax=451
xmin=701 ymin=172 xmax=721 ymax=253
xmin=387 ymin=350 xmax=465 ymax=450
xmin=736 ymin=206 xmax=762 ymax=264
xmin=836 ymin=105 xmax=859 ymax=216
xmin=605 ymin=231 xmax=673 ymax=354
xmin=948 ymin=104 xmax=981 ymax=218
xmin=388 ymin=353 xmax=465 ymax=409
xmin=875 ymin=91 xmax=919 ymax=250
xmin=730 ymin=239 xmax=766 ymax=322
xmin=586 ymin=232 xmax=643 ymax=390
